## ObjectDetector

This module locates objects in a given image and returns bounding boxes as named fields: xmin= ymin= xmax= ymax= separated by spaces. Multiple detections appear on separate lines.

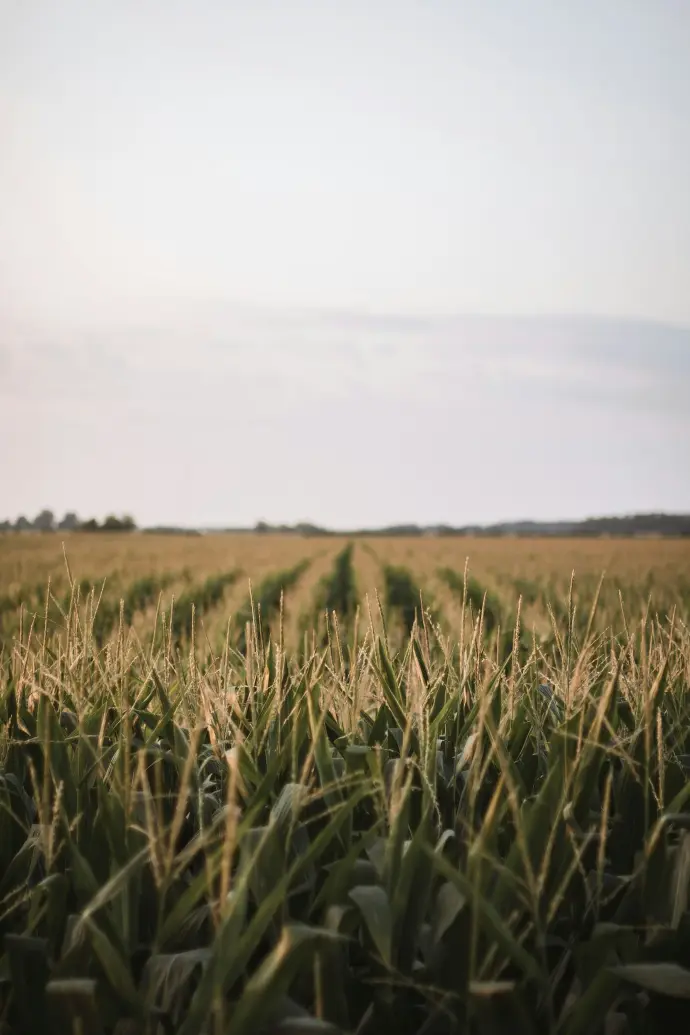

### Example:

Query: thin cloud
xmin=4 ymin=310 xmax=689 ymax=409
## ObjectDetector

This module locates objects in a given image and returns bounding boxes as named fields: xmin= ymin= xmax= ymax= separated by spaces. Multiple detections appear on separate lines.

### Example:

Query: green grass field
xmin=1 ymin=532 xmax=690 ymax=1033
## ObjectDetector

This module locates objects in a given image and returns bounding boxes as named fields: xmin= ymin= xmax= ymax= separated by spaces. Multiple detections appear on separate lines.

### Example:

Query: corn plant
xmin=0 ymin=578 xmax=690 ymax=1033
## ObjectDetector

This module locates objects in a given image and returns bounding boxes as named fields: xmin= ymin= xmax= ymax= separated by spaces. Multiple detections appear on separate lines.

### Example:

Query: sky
xmin=1 ymin=0 xmax=689 ymax=528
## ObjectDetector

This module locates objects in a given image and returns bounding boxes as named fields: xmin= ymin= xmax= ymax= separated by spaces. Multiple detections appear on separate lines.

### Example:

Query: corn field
xmin=1 ymin=532 xmax=690 ymax=1033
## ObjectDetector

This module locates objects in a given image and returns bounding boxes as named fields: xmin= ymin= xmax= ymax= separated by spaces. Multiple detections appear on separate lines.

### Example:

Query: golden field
xmin=1 ymin=530 xmax=688 ymax=652
xmin=3 ymin=531 xmax=690 ymax=1032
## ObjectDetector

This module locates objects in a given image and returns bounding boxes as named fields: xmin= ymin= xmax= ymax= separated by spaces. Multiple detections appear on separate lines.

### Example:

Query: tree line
xmin=0 ymin=510 xmax=137 ymax=533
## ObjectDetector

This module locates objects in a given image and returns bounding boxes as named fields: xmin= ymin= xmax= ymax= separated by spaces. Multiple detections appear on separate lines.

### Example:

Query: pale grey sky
xmin=1 ymin=2 xmax=689 ymax=527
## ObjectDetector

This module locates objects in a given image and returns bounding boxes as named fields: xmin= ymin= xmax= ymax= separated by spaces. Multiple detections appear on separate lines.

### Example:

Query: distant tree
xmin=14 ymin=516 xmax=31 ymax=531
xmin=80 ymin=518 xmax=100 ymax=532
xmin=102 ymin=514 xmax=137 ymax=532
xmin=255 ymin=521 xmax=270 ymax=534
xmin=33 ymin=509 xmax=55 ymax=532
xmin=295 ymin=522 xmax=330 ymax=537
xmin=58 ymin=512 xmax=80 ymax=531
xmin=0 ymin=519 xmax=10 ymax=532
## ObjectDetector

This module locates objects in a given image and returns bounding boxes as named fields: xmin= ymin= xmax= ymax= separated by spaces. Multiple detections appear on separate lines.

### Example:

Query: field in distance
xmin=1 ymin=530 xmax=689 ymax=654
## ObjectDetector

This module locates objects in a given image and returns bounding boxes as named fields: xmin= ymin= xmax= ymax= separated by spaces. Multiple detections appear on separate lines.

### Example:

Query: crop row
xmin=1 ymin=593 xmax=690 ymax=1032
xmin=300 ymin=544 xmax=358 ymax=649
xmin=233 ymin=558 xmax=312 ymax=653
xmin=168 ymin=570 xmax=241 ymax=643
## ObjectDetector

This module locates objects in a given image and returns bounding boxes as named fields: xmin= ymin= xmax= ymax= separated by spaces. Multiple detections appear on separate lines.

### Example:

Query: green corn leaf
xmin=81 ymin=917 xmax=141 ymax=1012
xmin=143 ymin=948 xmax=212 ymax=1025
xmin=226 ymin=924 xmax=343 ymax=1035
xmin=560 ymin=970 xmax=623 ymax=1035
xmin=431 ymin=881 xmax=467 ymax=946
xmin=349 ymin=885 xmax=393 ymax=967
xmin=390 ymin=812 xmax=434 ymax=974
xmin=425 ymin=845 xmax=544 ymax=985
xmin=272 ymin=1020 xmax=342 ymax=1033
xmin=611 ymin=962 xmax=690 ymax=999
xmin=78 ymin=844 xmax=150 ymax=929
xmin=375 ymin=641 xmax=409 ymax=734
